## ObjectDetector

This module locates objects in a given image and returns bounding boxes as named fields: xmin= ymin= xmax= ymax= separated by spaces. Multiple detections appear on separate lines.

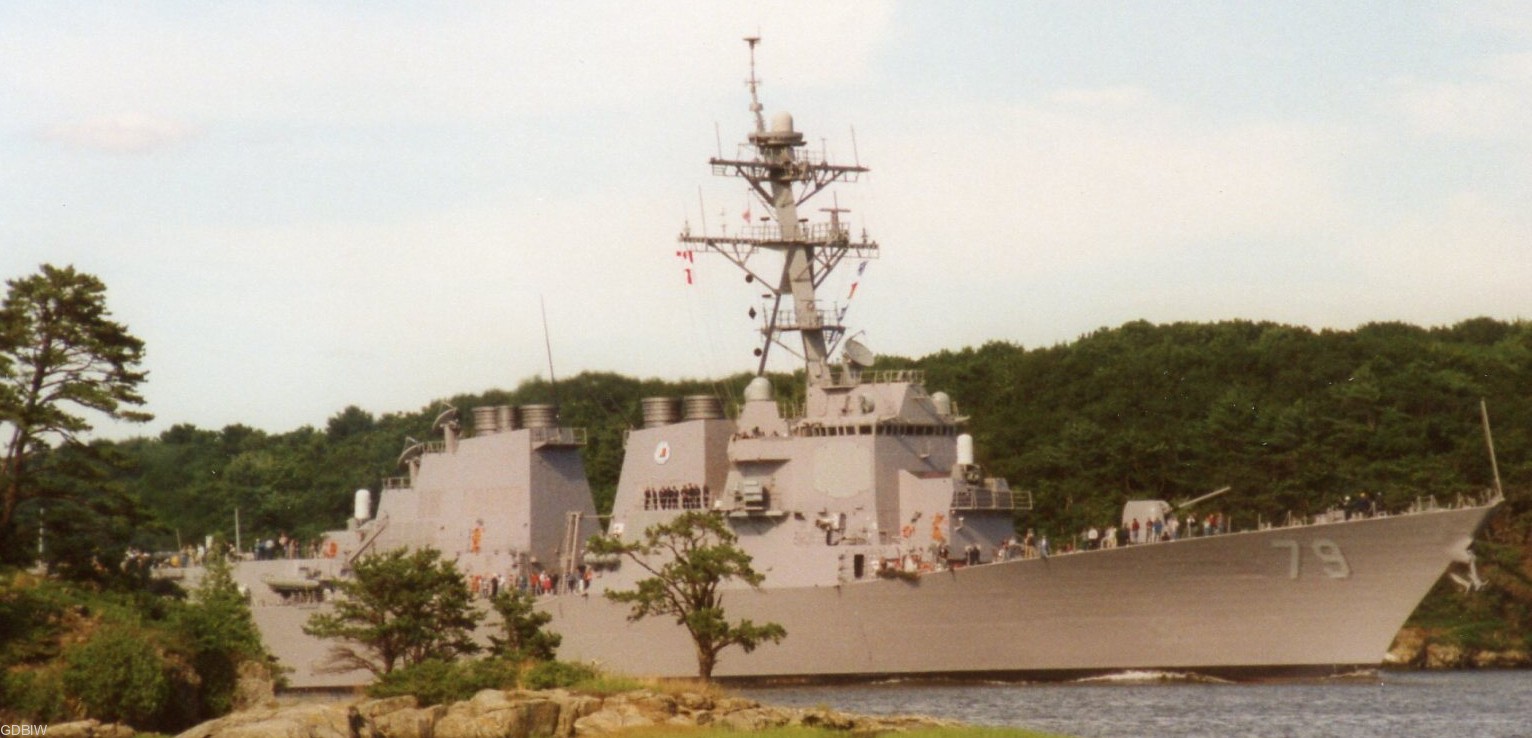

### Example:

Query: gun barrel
xmin=1175 ymin=486 xmax=1232 ymax=510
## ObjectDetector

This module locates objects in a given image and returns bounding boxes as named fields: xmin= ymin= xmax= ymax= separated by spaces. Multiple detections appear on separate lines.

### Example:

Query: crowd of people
xmin=976 ymin=512 xmax=1236 ymax=564
xmin=466 ymin=566 xmax=594 ymax=599
xmin=642 ymin=484 xmax=713 ymax=511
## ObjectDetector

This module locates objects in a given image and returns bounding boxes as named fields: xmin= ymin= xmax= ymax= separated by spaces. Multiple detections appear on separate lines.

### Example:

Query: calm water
xmin=742 ymin=670 xmax=1532 ymax=738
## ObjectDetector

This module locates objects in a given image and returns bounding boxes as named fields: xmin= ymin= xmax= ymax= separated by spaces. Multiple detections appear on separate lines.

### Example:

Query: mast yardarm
xmin=678 ymin=37 xmax=878 ymax=387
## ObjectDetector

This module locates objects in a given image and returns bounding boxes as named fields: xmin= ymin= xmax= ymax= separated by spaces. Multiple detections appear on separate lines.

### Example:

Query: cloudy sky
xmin=4 ymin=2 xmax=1529 ymax=439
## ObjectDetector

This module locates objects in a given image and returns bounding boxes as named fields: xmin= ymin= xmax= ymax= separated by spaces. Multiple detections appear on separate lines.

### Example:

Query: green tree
xmin=1 ymin=265 xmax=150 ymax=565
xmin=487 ymin=588 xmax=561 ymax=661
xmin=303 ymin=548 xmax=483 ymax=675
xmin=31 ymin=441 xmax=158 ymax=588
xmin=61 ymin=625 xmax=173 ymax=729
xmin=589 ymin=511 xmax=785 ymax=680
xmin=172 ymin=552 xmax=271 ymax=717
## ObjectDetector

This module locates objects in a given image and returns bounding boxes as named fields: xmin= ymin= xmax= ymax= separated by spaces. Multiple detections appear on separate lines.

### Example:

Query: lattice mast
xmin=678 ymin=37 xmax=879 ymax=388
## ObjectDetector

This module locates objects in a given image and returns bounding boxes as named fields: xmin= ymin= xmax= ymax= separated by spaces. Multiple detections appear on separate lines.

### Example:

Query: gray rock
xmin=572 ymin=701 xmax=654 ymax=736
xmin=45 ymin=721 xmax=101 ymax=738
xmin=174 ymin=685 xmax=958 ymax=738
xmin=368 ymin=703 xmax=445 ymax=738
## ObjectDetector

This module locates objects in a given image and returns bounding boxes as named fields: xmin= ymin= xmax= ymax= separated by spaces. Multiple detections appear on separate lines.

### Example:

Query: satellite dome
xmin=745 ymin=376 xmax=774 ymax=402
xmin=931 ymin=391 xmax=953 ymax=416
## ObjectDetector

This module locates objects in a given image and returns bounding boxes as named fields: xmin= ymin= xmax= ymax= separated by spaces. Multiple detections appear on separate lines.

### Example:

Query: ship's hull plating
xmin=545 ymin=503 xmax=1496 ymax=681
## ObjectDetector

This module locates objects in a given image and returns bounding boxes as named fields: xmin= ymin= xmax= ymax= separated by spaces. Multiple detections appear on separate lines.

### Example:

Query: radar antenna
xmin=745 ymin=36 xmax=766 ymax=134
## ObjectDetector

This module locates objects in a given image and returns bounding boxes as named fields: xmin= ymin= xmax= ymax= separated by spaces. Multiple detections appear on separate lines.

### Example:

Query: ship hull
xmin=545 ymin=503 xmax=1497 ymax=681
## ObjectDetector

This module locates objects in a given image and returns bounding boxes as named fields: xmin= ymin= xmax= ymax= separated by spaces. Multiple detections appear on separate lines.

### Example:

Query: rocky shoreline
xmin=1386 ymin=627 xmax=1531 ymax=669
xmin=49 ymin=687 xmax=959 ymax=738
xmin=43 ymin=655 xmax=1531 ymax=738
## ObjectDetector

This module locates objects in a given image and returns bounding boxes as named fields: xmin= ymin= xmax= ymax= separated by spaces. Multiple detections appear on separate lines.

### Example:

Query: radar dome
xmin=932 ymin=392 xmax=953 ymax=416
xmin=745 ymin=376 xmax=774 ymax=402
xmin=770 ymin=111 xmax=795 ymax=133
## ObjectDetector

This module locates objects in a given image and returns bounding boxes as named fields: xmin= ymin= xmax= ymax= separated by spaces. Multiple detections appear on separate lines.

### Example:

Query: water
xmin=742 ymin=670 xmax=1532 ymax=738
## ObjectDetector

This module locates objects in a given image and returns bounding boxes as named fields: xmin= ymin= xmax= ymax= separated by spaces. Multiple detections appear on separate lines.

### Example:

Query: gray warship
xmin=236 ymin=38 xmax=1503 ymax=687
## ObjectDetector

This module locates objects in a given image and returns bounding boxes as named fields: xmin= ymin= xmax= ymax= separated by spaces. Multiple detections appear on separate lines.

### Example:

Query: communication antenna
xmin=1481 ymin=398 xmax=1504 ymax=501
xmin=745 ymin=35 xmax=765 ymax=133
xmin=541 ymin=296 xmax=560 ymax=416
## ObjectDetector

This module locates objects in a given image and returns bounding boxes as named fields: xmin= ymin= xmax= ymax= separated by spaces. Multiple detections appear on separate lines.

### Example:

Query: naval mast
xmin=678 ymin=36 xmax=879 ymax=389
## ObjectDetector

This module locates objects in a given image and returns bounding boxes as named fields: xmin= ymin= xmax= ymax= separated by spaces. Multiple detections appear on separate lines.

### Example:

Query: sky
xmin=3 ymin=1 xmax=1530 ymax=440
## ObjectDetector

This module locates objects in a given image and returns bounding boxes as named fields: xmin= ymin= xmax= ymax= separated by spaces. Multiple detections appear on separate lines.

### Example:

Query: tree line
xmin=105 ymin=319 xmax=1532 ymax=552
xmin=4 ymin=264 xmax=1529 ymax=653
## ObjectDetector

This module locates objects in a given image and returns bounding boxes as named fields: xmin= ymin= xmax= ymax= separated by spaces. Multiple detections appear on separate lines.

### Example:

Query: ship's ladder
xmin=560 ymin=511 xmax=583 ymax=581
xmin=347 ymin=514 xmax=390 ymax=568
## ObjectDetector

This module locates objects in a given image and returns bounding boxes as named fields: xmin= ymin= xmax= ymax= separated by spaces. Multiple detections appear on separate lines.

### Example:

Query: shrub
xmin=61 ymin=626 xmax=173 ymax=728
xmin=565 ymin=671 xmax=648 ymax=696
xmin=0 ymin=666 xmax=67 ymax=724
xmin=522 ymin=660 xmax=598 ymax=690
xmin=366 ymin=657 xmax=521 ymax=706
xmin=170 ymin=555 xmax=271 ymax=717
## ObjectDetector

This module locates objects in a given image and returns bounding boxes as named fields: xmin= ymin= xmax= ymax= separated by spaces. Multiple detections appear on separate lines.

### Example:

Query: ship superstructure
xmin=602 ymin=37 xmax=1022 ymax=591
xmin=229 ymin=38 xmax=1502 ymax=688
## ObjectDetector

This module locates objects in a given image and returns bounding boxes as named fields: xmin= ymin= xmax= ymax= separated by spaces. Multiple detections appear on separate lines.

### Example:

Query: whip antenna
xmin=1481 ymin=398 xmax=1504 ymax=501
xmin=541 ymin=295 xmax=560 ymax=417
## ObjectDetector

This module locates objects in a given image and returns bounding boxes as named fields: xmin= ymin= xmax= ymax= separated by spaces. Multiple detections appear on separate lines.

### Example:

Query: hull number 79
xmin=1271 ymin=538 xmax=1351 ymax=580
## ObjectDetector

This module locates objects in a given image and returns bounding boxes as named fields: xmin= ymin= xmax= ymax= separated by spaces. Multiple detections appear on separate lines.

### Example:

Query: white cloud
xmin=1390 ymin=51 xmax=1532 ymax=141
xmin=40 ymin=113 xmax=196 ymax=153
xmin=1354 ymin=191 xmax=1532 ymax=316
xmin=2 ymin=3 xmax=891 ymax=127
xmin=874 ymin=87 xmax=1349 ymax=269
xmin=825 ymin=86 xmax=1362 ymax=354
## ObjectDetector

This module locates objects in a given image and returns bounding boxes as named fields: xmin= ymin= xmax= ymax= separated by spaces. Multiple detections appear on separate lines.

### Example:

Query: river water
xmin=741 ymin=670 xmax=1532 ymax=738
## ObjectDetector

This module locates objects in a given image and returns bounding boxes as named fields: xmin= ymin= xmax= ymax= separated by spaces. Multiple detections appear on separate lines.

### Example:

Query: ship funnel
xmin=682 ymin=395 xmax=725 ymax=420
xmin=641 ymin=397 xmax=682 ymax=428
xmin=956 ymin=433 xmax=975 ymax=467
xmin=497 ymin=405 xmax=519 ymax=431
xmin=354 ymin=488 xmax=372 ymax=521
xmin=520 ymin=404 xmax=559 ymax=428
xmin=472 ymin=406 xmax=500 ymax=434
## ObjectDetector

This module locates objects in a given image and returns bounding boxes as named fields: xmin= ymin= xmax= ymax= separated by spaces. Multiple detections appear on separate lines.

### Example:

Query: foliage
xmin=60 ymin=625 xmax=177 ymax=729
xmin=171 ymin=553 xmax=273 ymax=715
xmin=561 ymin=671 xmax=652 ymax=696
xmin=365 ymin=657 xmax=522 ymax=706
xmin=488 ymin=588 xmax=562 ymax=661
xmin=303 ymin=547 xmax=483 ymax=675
xmin=0 ymin=665 xmax=66 ymax=724
xmin=0 ymin=563 xmax=272 ymax=731
xmin=590 ymin=511 xmax=786 ymax=679
xmin=1 ymin=264 xmax=150 ymax=567
xmin=520 ymin=659 xmax=599 ymax=690
xmin=30 ymin=441 xmax=160 ymax=588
